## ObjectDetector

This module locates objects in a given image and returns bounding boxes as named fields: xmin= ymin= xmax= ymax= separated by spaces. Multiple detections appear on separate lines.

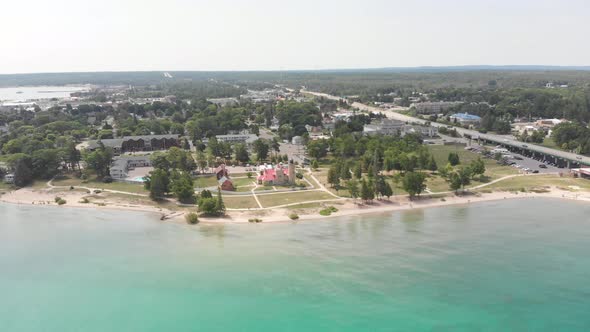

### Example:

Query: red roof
xmin=257 ymin=167 xmax=288 ymax=182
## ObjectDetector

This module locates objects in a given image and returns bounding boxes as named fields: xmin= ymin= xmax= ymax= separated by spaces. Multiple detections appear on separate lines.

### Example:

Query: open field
xmin=194 ymin=176 xmax=219 ymax=188
xmin=428 ymin=144 xmax=519 ymax=180
xmin=257 ymin=191 xmax=338 ymax=207
xmin=223 ymin=196 xmax=260 ymax=209
xmin=475 ymin=175 xmax=590 ymax=192
xmin=232 ymin=177 xmax=256 ymax=187
xmin=52 ymin=176 xmax=148 ymax=194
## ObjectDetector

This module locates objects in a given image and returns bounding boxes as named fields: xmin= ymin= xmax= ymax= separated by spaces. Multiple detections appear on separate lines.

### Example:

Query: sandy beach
xmin=2 ymin=186 xmax=589 ymax=224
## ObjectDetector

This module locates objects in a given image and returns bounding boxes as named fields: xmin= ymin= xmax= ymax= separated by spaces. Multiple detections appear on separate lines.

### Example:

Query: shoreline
xmin=2 ymin=186 xmax=589 ymax=224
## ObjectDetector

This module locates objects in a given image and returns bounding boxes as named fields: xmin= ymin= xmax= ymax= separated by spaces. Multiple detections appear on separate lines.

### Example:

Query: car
xmin=514 ymin=156 xmax=523 ymax=160
xmin=539 ymin=164 xmax=547 ymax=168
xmin=532 ymin=170 xmax=539 ymax=173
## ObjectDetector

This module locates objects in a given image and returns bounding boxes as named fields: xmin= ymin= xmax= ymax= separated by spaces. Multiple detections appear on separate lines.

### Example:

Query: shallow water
xmin=1 ymin=198 xmax=590 ymax=331
xmin=0 ymin=86 xmax=88 ymax=101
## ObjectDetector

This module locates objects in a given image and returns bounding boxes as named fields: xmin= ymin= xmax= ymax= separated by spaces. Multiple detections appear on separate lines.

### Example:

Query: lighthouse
xmin=288 ymin=160 xmax=296 ymax=185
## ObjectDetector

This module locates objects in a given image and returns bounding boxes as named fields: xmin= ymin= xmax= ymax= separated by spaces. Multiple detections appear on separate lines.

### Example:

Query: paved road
xmin=303 ymin=90 xmax=590 ymax=167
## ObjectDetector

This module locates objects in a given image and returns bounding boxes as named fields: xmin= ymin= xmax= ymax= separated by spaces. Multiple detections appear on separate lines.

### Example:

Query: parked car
xmin=539 ymin=164 xmax=547 ymax=168
xmin=532 ymin=170 xmax=539 ymax=173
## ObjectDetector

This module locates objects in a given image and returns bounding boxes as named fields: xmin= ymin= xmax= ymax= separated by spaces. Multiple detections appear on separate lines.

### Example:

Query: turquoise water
xmin=1 ymin=198 xmax=590 ymax=331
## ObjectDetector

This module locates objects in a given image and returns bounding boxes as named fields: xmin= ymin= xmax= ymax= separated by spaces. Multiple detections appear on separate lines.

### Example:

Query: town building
xmin=204 ymin=134 xmax=258 ymax=146
xmin=403 ymin=125 xmax=439 ymax=137
xmin=363 ymin=119 xmax=438 ymax=137
xmin=207 ymin=98 xmax=239 ymax=107
xmin=86 ymin=135 xmax=180 ymax=154
xmin=109 ymin=155 xmax=152 ymax=180
xmin=363 ymin=119 xmax=405 ymax=136
xmin=450 ymin=113 xmax=482 ymax=126
xmin=411 ymin=101 xmax=461 ymax=114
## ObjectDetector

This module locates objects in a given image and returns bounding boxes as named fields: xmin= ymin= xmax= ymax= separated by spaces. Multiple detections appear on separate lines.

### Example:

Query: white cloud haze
xmin=1 ymin=0 xmax=589 ymax=73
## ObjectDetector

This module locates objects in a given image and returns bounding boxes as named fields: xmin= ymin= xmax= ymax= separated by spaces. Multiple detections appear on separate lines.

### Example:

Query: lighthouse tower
xmin=288 ymin=160 xmax=296 ymax=185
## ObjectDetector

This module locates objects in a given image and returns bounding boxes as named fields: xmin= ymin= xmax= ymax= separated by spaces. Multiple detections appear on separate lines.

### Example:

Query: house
xmin=450 ymin=113 xmax=482 ymax=126
xmin=215 ymin=164 xmax=229 ymax=180
xmin=218 ymin=176 xmax=235 ymax=191
xmin=257 ymin=161 xmax=296 ymax=186
xmin=4 ymin=173 xmax=14 ymax=184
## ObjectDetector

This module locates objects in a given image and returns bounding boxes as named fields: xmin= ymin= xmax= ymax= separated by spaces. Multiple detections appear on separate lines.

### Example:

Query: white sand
xmin=2 ymin=186 xmax=589 ymax=224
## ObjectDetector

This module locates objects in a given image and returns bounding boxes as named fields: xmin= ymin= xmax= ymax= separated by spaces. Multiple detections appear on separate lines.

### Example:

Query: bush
xmin=80 ymin=198 xmax=90 ymax=204
xmin=54 ymin=196 xmax=62 ymax=203
xmin=185 ymin=212 xmax=200 ymax=225
xmin=69 ymin=186 xmax=75 ymax=190
xmin=295 ymin=173 xmax=303 ymax=179
xmin=319 ymin=206 xmax=339 ymax=216
xmin=102 ymin=176 xmax=113 ymax=183
xmin=288 ymin=213 xmax=299 ymax=220
xmin=57 ymin=198 xmax=67 ymax=205
xmin=248 ymin=218 xmax=263 ymax=223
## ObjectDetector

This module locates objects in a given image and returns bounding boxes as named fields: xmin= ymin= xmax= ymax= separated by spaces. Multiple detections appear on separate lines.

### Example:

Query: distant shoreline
xmin=2 ymin=187 xmax=589 ymax=224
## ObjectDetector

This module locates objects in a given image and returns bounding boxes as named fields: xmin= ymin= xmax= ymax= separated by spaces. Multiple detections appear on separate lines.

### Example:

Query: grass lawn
xmin=52 ymin=176 xmax=147 ymax=194
xmin=476 ymin=175 xmax=590 ymax=192
xmin=223 ymin=196 xmax=260 ymax=209
xmin=233 ymin=178 xmax=256 ymax=187
xmin=0 ymin=182 xmax=14 ymax=191
xmin=194 ymin=176 xmax=219 ymax=188
xmin=257 ymin=191 xmax=338 ymax=207
xmin=428 ymin=145 xmax=518 ymax=181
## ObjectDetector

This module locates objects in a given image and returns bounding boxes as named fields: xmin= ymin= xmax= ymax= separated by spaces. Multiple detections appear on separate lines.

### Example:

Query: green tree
xmin=13 ymin=158 xmax=33 ymax=187
xmin=402 ymin=172 xmax=426 ymax=199
xmin=448 ymin=152 xmax=460 ymax=166
xmin=469 ymin=157 xmax=486 ymax=179
xmin=427 ymin=155 xmax=438 ymax=171
xmin=345 ymin=179 xmax=359 ymax=199
xmin=449 ymin=166 xmax=472 ymax=192
xmin=83 ymin=145 xmax=113 ymax=178
xmin=311 ymin=159 xmax=319 ymax=170
xmin=234 ymin=143 xmax=250 ymax=163
xmin=374 ymin=175 xmax=393 ymax=199
xmin=170 ymin=171 xmax=195 ymax=203
xmin=215 ymin=189 xmax=225 ymax=215
xmin=147 ymin=168 xmax=170 ymax=200
xmin=327 ymin=164 xmax=340 ymax=188
xmin=253 ymin=139 xmax=270 ymax=161
xmin=360 ymin=178 xmax=375 ymax=203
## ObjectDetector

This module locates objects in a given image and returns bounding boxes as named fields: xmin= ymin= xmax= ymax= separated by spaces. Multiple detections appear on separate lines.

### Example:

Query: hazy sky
xmin=1 ymin=0 xmax=589 ymax=74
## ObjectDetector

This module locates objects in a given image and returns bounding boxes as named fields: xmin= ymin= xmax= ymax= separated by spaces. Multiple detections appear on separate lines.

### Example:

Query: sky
xmin=1 ymin=0 xmax=589 ymax=74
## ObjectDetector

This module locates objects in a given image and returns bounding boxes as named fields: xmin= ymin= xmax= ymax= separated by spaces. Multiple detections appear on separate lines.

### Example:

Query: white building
xmin=4 ymin=173 xmax=15 ymax=184
xmin=292 ymin=136 xmax=304 ymax=145
xmin=109 ymin=155 xmax=152 ymax=180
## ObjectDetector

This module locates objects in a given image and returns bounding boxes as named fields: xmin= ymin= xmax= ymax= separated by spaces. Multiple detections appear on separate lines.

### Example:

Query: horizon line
xmin=2 ymin=65 xmax=590 ymax=76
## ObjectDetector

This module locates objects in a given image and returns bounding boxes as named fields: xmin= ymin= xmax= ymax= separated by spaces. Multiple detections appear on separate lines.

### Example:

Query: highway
xmin=303 ymin=90 xmax=590 ymax=167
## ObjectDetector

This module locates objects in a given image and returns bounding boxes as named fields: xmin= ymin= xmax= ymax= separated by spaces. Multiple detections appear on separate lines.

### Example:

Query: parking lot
xmin=470 ymin=144 xmax=561 ymax=174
